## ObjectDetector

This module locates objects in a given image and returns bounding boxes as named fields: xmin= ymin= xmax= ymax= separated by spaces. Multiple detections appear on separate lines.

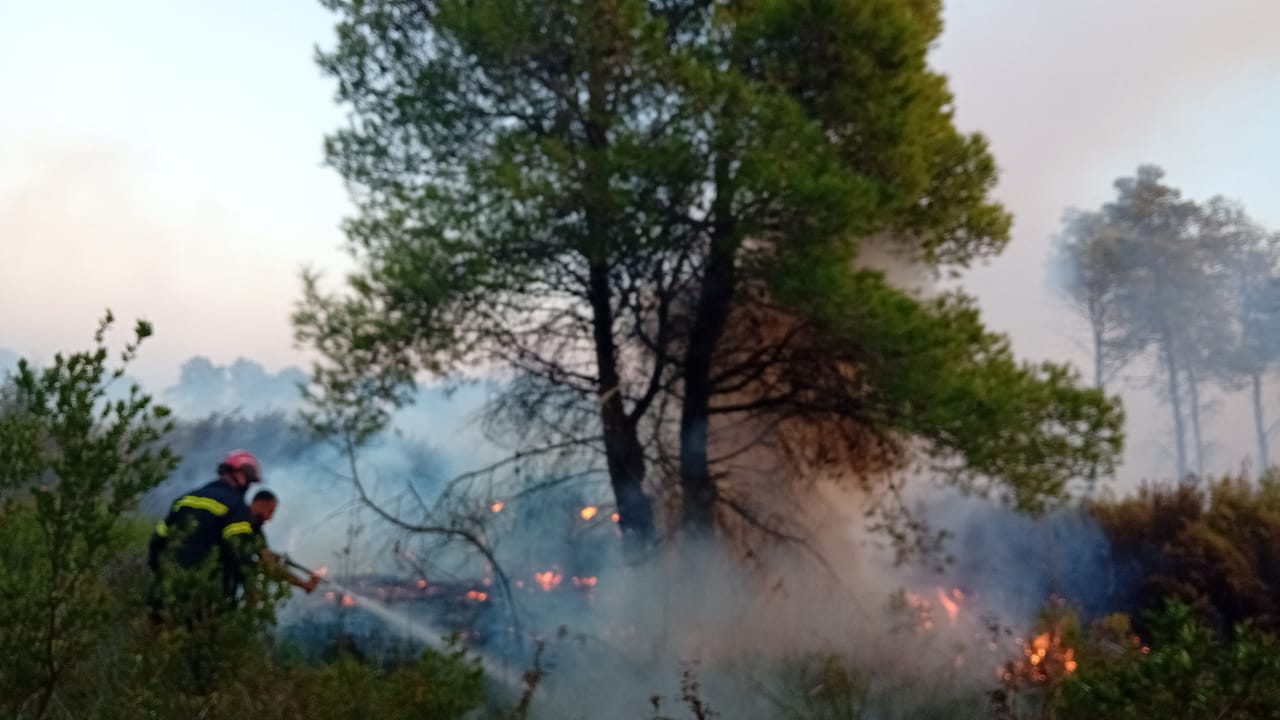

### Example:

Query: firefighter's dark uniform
xmin=147 ymin=479 xmax=255 ymax=616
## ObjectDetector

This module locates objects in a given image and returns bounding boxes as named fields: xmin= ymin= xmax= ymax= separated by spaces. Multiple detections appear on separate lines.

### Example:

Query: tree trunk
xmin=1185 ymin=363 xmax=1205 ymax=477
xmin=582 ymin=43 xmax=654 ymax=549
xmin=589 ymin=262 xmax=656 ymax=547
xmin=1161 ymin=339 xmax=1189 ymax=480
xmin=679 ymin=157 xmax=737 ymax=535
xmin=1252 ymin=370 xmax=1270 ymax=477
xmin=1092 ymin=319 xmax=1105 ymax=390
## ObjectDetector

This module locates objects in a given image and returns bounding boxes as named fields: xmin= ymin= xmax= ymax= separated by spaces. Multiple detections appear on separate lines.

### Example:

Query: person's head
xmin=251 ymin=489 xmax=278 ymax=526
xmin=217 ymin=449 xmax=262 ymax=491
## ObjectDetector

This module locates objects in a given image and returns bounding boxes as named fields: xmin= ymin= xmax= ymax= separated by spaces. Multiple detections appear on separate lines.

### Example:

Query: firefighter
xmin=226 ymin=489 xmax=321 ymax=599
xmin=147 ymin=449 xmax=263 ymax=619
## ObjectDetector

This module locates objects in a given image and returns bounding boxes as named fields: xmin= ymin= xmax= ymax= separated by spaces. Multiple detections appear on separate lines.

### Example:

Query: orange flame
xmin=417 ymin=579 xmax=427 ymax=589
xmin=572 ymin=576 xmax=599 ymax=588
xmin=937 ymin=588 xmax=960 ymax=624
xmin=466 ymin=590 xmax=489 ymax=602
xmin=534 ymin=569 xmax=563 ymax=591
xmin=491 ymin=501 xmax=504 ymax=513
xmin=341 ymin=594 xmax=355 ymax=607
xmin=611 ymin=512 xmax=620 ymax=523
xmin=580 ymin=506 xmax=599 ymax=520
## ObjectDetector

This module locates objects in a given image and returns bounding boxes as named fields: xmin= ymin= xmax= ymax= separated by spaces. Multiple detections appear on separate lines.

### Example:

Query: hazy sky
xmin=2 ymin=1 xmax=1278 ymax=477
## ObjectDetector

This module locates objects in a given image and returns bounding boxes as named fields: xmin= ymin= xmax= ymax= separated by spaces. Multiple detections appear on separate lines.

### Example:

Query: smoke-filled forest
xmin=3 ymin=1 xmax=1280 ymax=719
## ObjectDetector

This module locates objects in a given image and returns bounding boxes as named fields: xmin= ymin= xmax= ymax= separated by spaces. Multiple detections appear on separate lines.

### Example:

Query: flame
xmin=936 ymin=587 xmax=960 ymax=624
xmin=611 ymin=512 xmax=620 ymax=523
xmin=491 ymin=501 xmax=504 ymax=513
xmin=534 ymin=569 xmax=563 ymax=591
xmin=466 ymin=590 xmax=489 ymax=602
xmin=572 ymin=576 xmax=599 ymax=588
xmin=580 ymin=505 xmax=599 ymax=520
xmin=1009 ymin=630 xmax=1079 ymax=681
xmin=417 ymin=579 xmax=427 ymax=589
xmin=341 ymin=594 xmax=355 ymax=607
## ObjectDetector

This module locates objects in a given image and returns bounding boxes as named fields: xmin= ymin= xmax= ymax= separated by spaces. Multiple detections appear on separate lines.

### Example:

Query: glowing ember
xmin=341 ymin=594 xmax=355 ymax=607
xmin=417 ymin=579 xmax=427 ymax=589
xmin=466 ymin=590 xmax=489 ymax=602
xmin=572 ymin=576 xmax=599 ymax=588
xmin=611 ymin=512 xmax=620 ymax=523
xmin=491 ymin=501 xmax=504 ymax=513
xmin=937 ymin=587 xmax=960 ymax=624
xmin=534 ymin=569 xmax=563 ymax=591
xmin=580 ymin=505 xmax=599 ymax=520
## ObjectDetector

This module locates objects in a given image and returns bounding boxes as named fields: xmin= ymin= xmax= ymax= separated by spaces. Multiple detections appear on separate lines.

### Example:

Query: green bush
xmin=1055 ymin=601 xmax=1280 ymax=719
xmin=0 ymin=318 xmax=488 ymax=720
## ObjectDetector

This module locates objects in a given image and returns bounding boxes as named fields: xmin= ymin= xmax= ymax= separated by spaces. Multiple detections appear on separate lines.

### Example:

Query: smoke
xmin=126 ymin=350 xmax=1135 ymax=717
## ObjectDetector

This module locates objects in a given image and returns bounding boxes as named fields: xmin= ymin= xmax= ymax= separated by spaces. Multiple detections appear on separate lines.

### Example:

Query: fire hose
xmin=283 ymin=556 xmax=328 ymax=583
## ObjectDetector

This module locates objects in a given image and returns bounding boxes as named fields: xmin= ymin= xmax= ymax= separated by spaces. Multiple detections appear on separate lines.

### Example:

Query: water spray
xmin=281 ymin=556 xmax=524 ymax=692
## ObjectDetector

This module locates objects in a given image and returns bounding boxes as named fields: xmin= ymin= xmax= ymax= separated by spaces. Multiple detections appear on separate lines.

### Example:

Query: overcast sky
xmin=2 ymin=1 xmax=1278 ymax=478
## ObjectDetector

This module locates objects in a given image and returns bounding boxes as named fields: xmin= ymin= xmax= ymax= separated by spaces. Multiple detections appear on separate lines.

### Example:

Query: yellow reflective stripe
xmin=174 ymin=495 xmax=230 ymax=516
xmin=223 ymin=521 xmax=253 ymax=539
xmin=154 ymin=521 xmax=169 ymax=538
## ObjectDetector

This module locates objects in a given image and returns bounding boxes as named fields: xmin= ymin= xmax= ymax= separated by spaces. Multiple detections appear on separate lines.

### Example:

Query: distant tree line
xmin=1053 ymin=166 xmax=1280 ymax=478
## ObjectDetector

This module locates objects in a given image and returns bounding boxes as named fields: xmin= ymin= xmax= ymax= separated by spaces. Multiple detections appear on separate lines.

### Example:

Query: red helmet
xmin=222 ymin=449 xmax=262 ymax=484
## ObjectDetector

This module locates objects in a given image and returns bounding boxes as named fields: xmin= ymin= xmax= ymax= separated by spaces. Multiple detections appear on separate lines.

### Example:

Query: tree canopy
xmin=1053 ymin=166 xmax=1280 ymax=478
xmin=298 ymin=0 xmax=1124 ymax=549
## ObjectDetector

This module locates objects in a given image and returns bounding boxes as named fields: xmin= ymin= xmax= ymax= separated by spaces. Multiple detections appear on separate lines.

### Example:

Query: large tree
xmin=299 ymin=0 xmax=1123 ymax=544
xmin=1085 ymin=167 xmax=1216 ymax=479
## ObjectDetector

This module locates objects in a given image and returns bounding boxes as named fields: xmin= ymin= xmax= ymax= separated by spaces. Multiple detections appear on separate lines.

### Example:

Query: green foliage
xmin=296 ymin=646 xmax=484 ymax=720
xmin=0 ymin=317 xmax=488 ymax=719
xmin=1056 ymin=601 xmax=1280 ymax=719
xmin=0 ymin=313 xmax=178 ymax=718
xmin=303 ymin=0 xmax=1124 ymax=541
xmin=786 ymin=271 xmax=1124 ymax=513
xmin=1091 ymin=473 xmax=1280 ymax=634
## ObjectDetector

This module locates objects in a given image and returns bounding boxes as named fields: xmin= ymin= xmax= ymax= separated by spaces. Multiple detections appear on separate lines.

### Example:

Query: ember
xmin=491 ymin=501 xmax=504 ymax=513
xmin=341 ymin=594 xmax=356 ymax=608
xmin=534 ymin=569 xmax=563 ymax=591
xmin=466 ymin=590 xmax=489 ymax=602
xmin=571 ymin=576 xmax=598 ymax=588
xmin=580 ymin=505 xmax=598 ymax=520
xmin=610 ymin=512 xmax=619 ymax=523
xmin=417 ymin=579 xmax=427 ymax=589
